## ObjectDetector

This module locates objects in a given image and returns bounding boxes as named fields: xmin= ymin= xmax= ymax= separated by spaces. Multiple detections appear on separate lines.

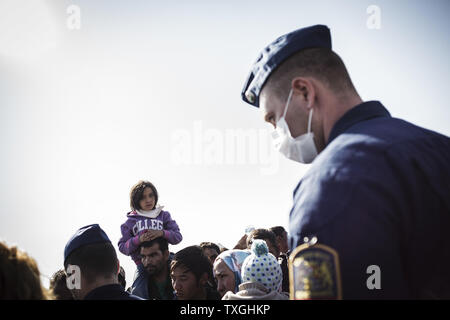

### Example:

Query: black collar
xmin=84 ymin=284 xmax=127 ymax=300
xmin=327 ymin=101 xmax=391 ymax=145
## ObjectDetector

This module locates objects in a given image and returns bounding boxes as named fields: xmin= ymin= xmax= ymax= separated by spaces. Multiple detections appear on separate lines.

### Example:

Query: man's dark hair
xmin=118 ymin=266 xmax=126 ymax=289
xmin=199 ymin=242 xmax=220 ymax=254
xmin=49 ymin=269 xmax=73 ymax=300
xmin=140 ymin=237 xmax=169 ymax=253
xmin=247 ymin=228 xmax=279 ymax=252
xmin=64 ymin=242 xmax=118 ymax=283
xmin=130 ymin=180 xmax=159 ymax=211
xmin=170 ymin=246 xmax=212 ymax=283
xmin=219 ymin=246 xmax=228 ymax=253
xmin=264 ymin=47 xmax=358 ymax=101
xmin=269 ymin=226 xmax=286 ymax=238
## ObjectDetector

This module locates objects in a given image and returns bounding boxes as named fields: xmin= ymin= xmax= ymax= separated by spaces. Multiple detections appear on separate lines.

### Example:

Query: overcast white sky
xmin=0 ymin=0 xmax=449 ymax=288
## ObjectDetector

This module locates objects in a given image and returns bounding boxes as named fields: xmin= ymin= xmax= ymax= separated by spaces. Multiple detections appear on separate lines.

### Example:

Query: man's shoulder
xmin=124 ymin=292 xmax=146 ymax=300
xmin=85 ymin=284 xmax=146 ymax=300
xmin=311 ymin=116 xmax=449 ymax=179
xmin=291 ymin=117 xmax=450 ymax=237
xmin=330 ymin=116 xmax=449 ymax=155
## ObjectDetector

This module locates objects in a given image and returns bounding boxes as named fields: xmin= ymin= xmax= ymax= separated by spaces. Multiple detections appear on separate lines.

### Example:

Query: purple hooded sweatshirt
xmin=118 ymin=207 xmax=182 ymax=265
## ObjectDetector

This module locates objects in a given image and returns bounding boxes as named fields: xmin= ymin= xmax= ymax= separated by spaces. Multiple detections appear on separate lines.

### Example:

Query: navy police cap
xmin=64 ymin=224 xmax=111 ymax=264
xmin=241 ymin=24 xmax=332 ymax=108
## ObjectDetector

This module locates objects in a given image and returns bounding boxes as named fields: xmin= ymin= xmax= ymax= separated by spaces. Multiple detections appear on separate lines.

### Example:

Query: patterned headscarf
xmin=215 ymin=249 xmax=251 ymax=293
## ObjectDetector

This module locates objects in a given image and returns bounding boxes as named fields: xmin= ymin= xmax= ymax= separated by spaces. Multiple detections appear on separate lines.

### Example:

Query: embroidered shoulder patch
xmin=289 ymin=243 xmax=342 ymax=300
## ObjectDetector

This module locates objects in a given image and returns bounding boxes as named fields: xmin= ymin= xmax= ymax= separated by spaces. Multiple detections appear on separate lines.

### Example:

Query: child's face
xmin=139 ymin=187 xmax=156 ymax=211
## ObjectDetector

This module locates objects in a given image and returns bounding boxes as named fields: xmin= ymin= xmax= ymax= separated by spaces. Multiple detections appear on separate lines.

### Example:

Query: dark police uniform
xmin=84 ymin=284 xmax=143 ymax=300
xmin=289 ymin=101 xmax=450 ymax=299
xmin=241 ymin=25 xmax=450 ymax=299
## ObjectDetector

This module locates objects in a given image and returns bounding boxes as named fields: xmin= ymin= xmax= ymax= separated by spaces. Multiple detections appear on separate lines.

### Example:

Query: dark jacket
xmin=131 ymin=260 xmax=175 ymax=300
xmin=205 ymin=285 xmax=221 ymax=300
xmin=289 ymin=101 xmax=450 ymax=299
xmin=147 ymin=268 xmax=174 ymax=300
xmin=84 ymin=284 xmax=144 ymax=300
xmin=278 ymin=253 xmax=290 ymax=293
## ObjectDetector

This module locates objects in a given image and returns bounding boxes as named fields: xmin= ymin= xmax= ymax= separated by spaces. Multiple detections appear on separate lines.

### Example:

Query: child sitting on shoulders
xmin=118 ymin=180 xmax=182 ymax=269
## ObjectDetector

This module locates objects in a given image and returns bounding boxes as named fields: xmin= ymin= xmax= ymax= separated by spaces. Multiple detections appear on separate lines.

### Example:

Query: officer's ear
xmin=291 ymin=77 xmax=316 ymax=110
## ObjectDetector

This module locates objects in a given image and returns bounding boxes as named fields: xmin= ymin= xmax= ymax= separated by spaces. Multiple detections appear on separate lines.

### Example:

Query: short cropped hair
xmin=64 ymin=242 xmax=118 ymax=283
xmin=199 ymin=242 xmax=220 ymax=254
xmin=219 ymin=246 xmax=228 ymax=253
xmin=170 ymin=246 xmax=212 ymax=283
xmin=269 ymin=226 xmax=286 ymax=238
xmin=140 ymin=237 xmax=169 ymax=253
xmin=130 ymin=180 xmax=159 ymax=211
xmin=264 ymin=47 xmax=358 ymax=101
xmin=118 ymin=266 xmax=126 ymax=289
xmin=0 ymin=241 xmax=54 ymax=299
xmin=247 ymin=228 xmax=278 ymax=252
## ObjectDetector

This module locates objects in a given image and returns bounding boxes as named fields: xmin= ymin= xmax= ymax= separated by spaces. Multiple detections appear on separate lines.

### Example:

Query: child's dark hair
xmin=130 ymin=180 xmax=159 ymax=211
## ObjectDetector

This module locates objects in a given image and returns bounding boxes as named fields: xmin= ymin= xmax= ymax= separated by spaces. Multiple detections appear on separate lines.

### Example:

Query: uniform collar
xmin=84 ymin=284 xmax=125 ymax=300
xmin=327 ymin=101 xmax=391 ymax=145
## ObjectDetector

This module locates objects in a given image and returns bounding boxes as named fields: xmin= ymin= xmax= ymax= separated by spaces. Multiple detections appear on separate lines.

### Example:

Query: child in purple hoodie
xmin=118 ymin=180 xmax=182 ymax=267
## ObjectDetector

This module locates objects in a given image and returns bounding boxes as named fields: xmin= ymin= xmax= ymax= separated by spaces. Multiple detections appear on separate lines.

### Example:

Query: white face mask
xmin=271 ymin=89 xmax=318 ymax=163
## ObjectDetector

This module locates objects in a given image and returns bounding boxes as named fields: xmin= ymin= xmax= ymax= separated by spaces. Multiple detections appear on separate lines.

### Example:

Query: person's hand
xmin=139 ymin=231 xmax=152 ymax=243
xmin=140 ymin=230 xmax=164 ymax=243
xmin=147 ymin=229 xmax=164 ymax=240
xmin=233 ymin=234 xmax=248 ymax=250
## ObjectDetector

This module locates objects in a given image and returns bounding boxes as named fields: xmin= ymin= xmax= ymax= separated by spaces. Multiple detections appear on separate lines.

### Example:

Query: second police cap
xmin=241 ymin=25 xmax=332 ymax=108
xmin=64 ymin=224 xmax=111 ymax=264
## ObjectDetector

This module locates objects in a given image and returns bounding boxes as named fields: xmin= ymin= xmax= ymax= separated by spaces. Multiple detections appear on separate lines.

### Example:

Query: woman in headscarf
xmin=212 ymin=249 xmax=250 ymax=298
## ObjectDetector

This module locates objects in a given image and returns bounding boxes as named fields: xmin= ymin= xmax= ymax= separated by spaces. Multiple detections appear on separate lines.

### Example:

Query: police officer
xmin=64 ymin=224 xmax=143 ymax=300
xmin=241 ymin=25 xmax=450 ymax=299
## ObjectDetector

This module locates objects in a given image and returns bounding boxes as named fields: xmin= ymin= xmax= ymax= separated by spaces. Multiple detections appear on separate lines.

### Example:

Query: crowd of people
xmin=0 ymin=180 xmax=291 ymax=300
xmin=2 ymin=23 xmax=449 ymax=301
